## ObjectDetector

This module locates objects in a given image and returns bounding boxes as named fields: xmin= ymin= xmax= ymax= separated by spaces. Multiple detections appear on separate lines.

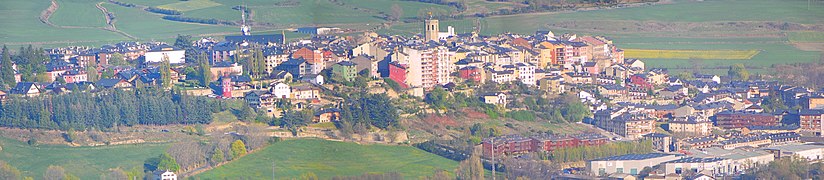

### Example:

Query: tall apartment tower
xmin=424 ymin=19 xmax=439 ymax=42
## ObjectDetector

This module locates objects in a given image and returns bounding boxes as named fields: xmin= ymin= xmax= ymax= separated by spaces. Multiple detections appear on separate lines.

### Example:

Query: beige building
xmin=588 ymin=153 xmax=681 ymax=176
xmin=668 ymin=118 xmax=713 ymax=136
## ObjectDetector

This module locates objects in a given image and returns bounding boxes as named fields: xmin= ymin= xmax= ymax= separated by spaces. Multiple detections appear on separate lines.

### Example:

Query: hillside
xmin=195 ymin=138 xmax=459 ymax=179
xmin=0 ymin=137 xmax=169 ymax=179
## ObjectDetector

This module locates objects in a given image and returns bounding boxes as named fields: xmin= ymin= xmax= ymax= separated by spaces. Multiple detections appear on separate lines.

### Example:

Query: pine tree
xmin=0 ymin=45 xmax=15 ymax=90
xmin=160 ymin=56 xmax=172 ymax=88
xmin=198 ymin=52 xmax=212 ymax=87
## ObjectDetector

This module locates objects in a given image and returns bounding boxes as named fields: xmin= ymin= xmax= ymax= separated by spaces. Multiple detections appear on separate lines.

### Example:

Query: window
xmin=630 ymin=168 xmax=638 ymax=175
xmin=616 ymin=168 xmax=623 ymax=173
xmin=599 ymin=168 xmax=606 ymax=176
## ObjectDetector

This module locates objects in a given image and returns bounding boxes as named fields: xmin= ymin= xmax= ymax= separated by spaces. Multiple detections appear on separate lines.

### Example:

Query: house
xmin=313 ymin=108 xmax=341 ymax=123
xmin=538 ymin=76 xmax=565 ymax=95
xmin=388 ymin=62 xmax=409 ymax=89
xmin=145 ymin=45 xmax=185 ymax=64
xmin=0 ymin=90 xmax=6 ymax=102
xmin=245 ymin=91 xmax=265 ymax=108
xmin=276 ymin=59 xmax=310 ymax=78
xmin=798 ymin=109 xmax=824 ymax=135
xmin=61 ymin=70 xmax=88 ymax=83
xmin=588 ymin=153 xmax=680 ymax=176
xmin=210 ymin=62 xmax=244 ymax=81
xmin=804 ymin=95 xmax=824 ymax=110
xmin=458 ymin=66 xmax=484 ymax=83
xmin=350 ymin=55 xmax=381 ymax=78
xmin=271 ymin=82 xmax=291 ymax=99
xmin=63 ymin=82 xmax=97 ymax=92
xmin=152 ymin=170 xmax=177 ymax=180
xmin=96 ymin=78 xmax=133 ymax=89
xmin=291 ymin=85 xmax=321 ymax=100
xmin=9 ymin=82 xmax=41 ymax=97
xmin=291 ymin=47 xmax=324 ymax=74
xmin=300 ymin=74 xmax=324 ymax=85
xmin=686 ymin=174 xmax=715 ymax=180
xmin=481 ymin=92 xmax=507 ymax=107
xmin=331 ymin=61 xmax=358 ymax=82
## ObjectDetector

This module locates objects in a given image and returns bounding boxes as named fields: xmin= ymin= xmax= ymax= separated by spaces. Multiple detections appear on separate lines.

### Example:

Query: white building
xmin=145 ymin=45 xmax=185 ymax=64
xmin=588 ymin=153 xmax=681 ymax=176
xmin=515 ymin=62 xmax=536 ymax=85
xmin=153 ymin=170 xmax=177 ymax=180
xmin=271 ymin=82 xmax=291 ymax=99
xmin=764 ymin=143 xmax=824 ymax=161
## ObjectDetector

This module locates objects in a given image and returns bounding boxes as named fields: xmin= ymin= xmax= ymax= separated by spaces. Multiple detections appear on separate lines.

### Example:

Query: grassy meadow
xmin=623 ymin=49 xmax=760 ymax=60
xmin=195 ymin=138 xmax=459 ymax=179
xmin=0 ymin=137 xmax=169 ymax=179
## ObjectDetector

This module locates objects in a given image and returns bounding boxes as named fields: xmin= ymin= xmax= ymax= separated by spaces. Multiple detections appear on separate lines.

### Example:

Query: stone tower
xmin=424 ymin=19 xmax=439 ymax=42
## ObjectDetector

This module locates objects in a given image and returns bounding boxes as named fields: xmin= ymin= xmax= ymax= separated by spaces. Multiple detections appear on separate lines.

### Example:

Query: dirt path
xmin=95 ymin=2 xmax=137 ymax=40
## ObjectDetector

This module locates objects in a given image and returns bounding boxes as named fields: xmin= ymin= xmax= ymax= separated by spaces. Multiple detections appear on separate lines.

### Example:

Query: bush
xmin=507 ymin=110 xmax=536 ymax=122
xmin=145 ymin=7 xmax=182 ymax=15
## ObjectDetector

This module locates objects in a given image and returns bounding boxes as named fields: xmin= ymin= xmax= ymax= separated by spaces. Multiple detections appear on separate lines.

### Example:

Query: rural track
xmin=95 ymin=2 xmax=137 ymax=40
xmin=38 ymin=0 xmax=137 ymax=41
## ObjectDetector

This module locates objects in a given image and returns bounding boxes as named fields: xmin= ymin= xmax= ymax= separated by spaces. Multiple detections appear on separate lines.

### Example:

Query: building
xmin=152 ymin=170 xmax=177 ymax=180
xmin=715 ymin=111 xmax=781 ymax=129
xmin=538 ymin=76 xmax=565 ymax=95
xmin=764 ymin=143 xmax=824 ymax=161
xmin=595 ymin=113 xmax=656 ymax=140
xmin=210 ymin=62 xmax=244 ymax=81
xmin=0 ymin=90 xmax=6 ymax=102
xmin=291 ymin=85 xmax=321 ymax=100
xmin=275 ymin=59 xmax=310 ymax=78
xmin=481 ymin=92 xmax=507 ymax=107
xmin=331 ymin=61 xmax=358 ymax=82
xmin=482 ymin=134 xmax=533 ymax=157
xmin=9 ymin=82 xmax=41 ymax=97
xmin=424 ymin=19 xmax=439 ymax=42
xmin=668 ymin=118 xmax=713 ymax=136
xmin=715 ymin=136 xmax=771 ymax=149
xmin=804 ymin=95 xmax=824 ymax=109
xmin=799 ymin=109 xmax=824 ymax=135
xmin=588 ymin=153 xmax=681 ymax=176
xmin=350 ymin=55 xmax=380 ymax=78
xmin=313 ymin=108 xmax=341 ymax=123
xmin=145 ymin=45 xmax=185 ymax=64
xmin=663 ymin=157 xmax=730 ymax=176
xmin=271 ymin=82 xmax=291 ymax=99
xmin=96 ymin=78 xmax=133 ymax=89
xmin=644 ymin=133 xmax=672 ymax=153
xmin=686 ymin=147 xmax=775 ymax=174
xmin=61 ymin=70 xmax=88 ymax=83
xmin=458 ymin=66 xmax=483 ymax=83
xmin=297 ymin=27 xmax=341 ymax=35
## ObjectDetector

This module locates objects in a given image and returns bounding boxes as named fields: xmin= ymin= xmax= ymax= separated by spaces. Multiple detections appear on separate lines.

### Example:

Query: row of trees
xmin=145 ymin=7 xmax=182 ymax=15
xmin=548 ymin=140 xmax=653 ymax=163
xmin=742 ymin=156 xmax=824 ymax=179
xmin=338 ymin=92 xmax=401 ymax=132
xmin=0 ymin=88 xmax=227 ymax=130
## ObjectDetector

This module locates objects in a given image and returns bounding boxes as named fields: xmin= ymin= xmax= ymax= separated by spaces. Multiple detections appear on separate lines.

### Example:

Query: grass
xmin=623 ymin=49 xmax=760 ymax=60
xmin=195 ymin=138 xmax=458 ymax=179
xmin=789 ymin=31 xmax=824 ymax=43
xmin=156 ymin=0 xmax=223 ymax=12
xmin=50 ymin=0 xmax=107 ymax=27
xmin=309 ymin=122 xmax=338 ymax=129
xmin=0 ymin=137 xmax=169 ymax=179
xmin=0 ymin=0 xmax=126 ymax=46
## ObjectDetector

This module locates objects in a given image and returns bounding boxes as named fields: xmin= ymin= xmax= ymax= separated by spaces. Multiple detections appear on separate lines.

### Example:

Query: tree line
xmin=0 ymin=88 xmax=227 ymax=130
xmin=145 ymin=7 xmax=182 ymax=15
xmin=547 ymin=140 xmax=653 ymax=163
xmin=0 ymin=45 xmax=49 ymax=90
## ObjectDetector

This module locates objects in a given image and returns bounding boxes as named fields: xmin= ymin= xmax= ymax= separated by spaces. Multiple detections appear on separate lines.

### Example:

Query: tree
xmin=86 ymin=66 xmax=99 ymax=82
xmin=156 ymin=153 xmax=181 ymax=172
xmin=561 ymin=95 xmax=592 ymax=122
xmin=230 ymin=140 xmax=247 ymax=159
xmin=210 ymin=148 xmax=225 ymax=166
xmin=389 ymin=4 xmax=403 ymax=21
xmin=457 ymin=155 xmax=484 ymax=180
xmin=55 ymin=76 xmax=66 ymax=84
xmin=0 ymin=45 xmax=15 ymax=90
xmin=103 ymin=168 xmax=128 ymax=180
xmin=199 ymin=52 xmax=212 ymax=87
xmin=174 ymin=34 xmax=198 ymax=63
xmin=109 ymin=53 xmax=128 ymax=66
xmin=728 ymin=63 xmax=750 ymax=81
xmin=64 ymin=128 xmax=77 ymax=143
xmin=44 ymin=166 xmax=66 ymax=180
xmin=160 ymin=57 xmax=172 ymax=88
xmin=0 ymin=161 xmax=23 ymax=180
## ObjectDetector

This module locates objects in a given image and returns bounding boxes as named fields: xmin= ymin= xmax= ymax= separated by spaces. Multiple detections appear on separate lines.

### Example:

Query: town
xmin=2 ymin=13 xmax=824 ymax=180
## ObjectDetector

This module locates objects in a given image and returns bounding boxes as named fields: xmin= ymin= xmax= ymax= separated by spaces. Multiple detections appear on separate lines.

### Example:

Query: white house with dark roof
xmin=588 ymin=153 xmax=681 ymax=176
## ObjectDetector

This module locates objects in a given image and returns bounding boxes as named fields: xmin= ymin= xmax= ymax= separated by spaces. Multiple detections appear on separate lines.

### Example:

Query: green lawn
xmin=195 ymin=138 xmax=459 ymax=179
xmin=0 ymin=0 xmax=126 ymax=46
xmin=50 ymin=0 xmax=107 ymax=27
xmin=0 ymin=137 xmax=169 ymax=179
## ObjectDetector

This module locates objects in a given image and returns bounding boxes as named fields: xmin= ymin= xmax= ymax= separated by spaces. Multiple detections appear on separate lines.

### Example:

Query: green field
xmin=0 ymin=137 xmax=169 ymax=179
xmin=50 ymin=0 xmax=108 ymax=27
xmin=196 ymin=138 xmax=458 ymax=179
xmin=156 ymin=0 xmax=222 ymax=12
xmin=623 ymin=49 xmax=760 ymax=60
xmin=790 ymin=31 xmax=824 ymax=43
